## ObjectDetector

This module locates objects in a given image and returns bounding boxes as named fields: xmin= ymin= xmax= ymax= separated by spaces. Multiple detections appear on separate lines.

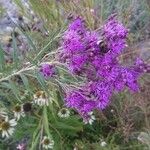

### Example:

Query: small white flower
xmin=0 ymin=116 xmax=17 ymax=138
xmin=84 ymin=112 xmax=96 ymax=125
xmin=100 ymin=141 xmax=107 ymax=147
xmin=58 ymin=108 xmax=70 ymax=118
xmin=33 ymin=91 xmax=49 ymax=106
xmin=13 ymin=105 xmax=25 ymax=120
xmin=42 ymin=136 xmax=54 ymax=149
xmin=110 ymin=109 xmax=114 ymax=113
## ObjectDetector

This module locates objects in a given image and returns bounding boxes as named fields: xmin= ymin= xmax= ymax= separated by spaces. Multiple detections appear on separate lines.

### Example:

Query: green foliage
xmin=0 ymin=0 xmax=149 ymax=149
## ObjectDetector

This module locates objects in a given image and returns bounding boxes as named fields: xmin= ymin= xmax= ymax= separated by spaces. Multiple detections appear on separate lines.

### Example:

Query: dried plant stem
xmin=0 ymin=66 xmax=36 ymax=82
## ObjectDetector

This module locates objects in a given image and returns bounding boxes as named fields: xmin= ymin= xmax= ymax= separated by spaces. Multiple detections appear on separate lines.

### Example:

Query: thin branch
xmin=0 ymin=66 xmax=35 ymax=82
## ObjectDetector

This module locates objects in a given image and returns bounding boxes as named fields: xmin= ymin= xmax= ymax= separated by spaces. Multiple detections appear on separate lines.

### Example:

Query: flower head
xmin=83 ymin=112 xmax=96 ymax=125
xmin=68 ymin=54 xmax=87 ymax=73
xmin=40 ymin=63 xmax=55 ymax=78
xmin=134 ymin=58 xmax=150 ymax=73
xmin=65 ymin=91 xmax=86 ymax=109
xmin=103 ymin=15 xmax=128 ymax=54
xmin=68 ymin=17 xmax=85 ymax=31
xmin=58 ymin=108 xmax=70 ymax=118
xmin=42 ymin=136 xmax=54 ymax=149
xmin=13 ymin=104 xmax=25 ymax=120
xmin=62 ymin=29 xmax=85 ymax=54
xmin=100 ymin=141 xmax=107 ymax=147
xmin=0 ymin=116 xmax=17 ymax=138
xmin=33 ymin=91 xmax=50 ymax=106
xmin=16 ymin=143 xmax=26 ymax=150
xmin=65 ymin=85 xmax=96 ymax=118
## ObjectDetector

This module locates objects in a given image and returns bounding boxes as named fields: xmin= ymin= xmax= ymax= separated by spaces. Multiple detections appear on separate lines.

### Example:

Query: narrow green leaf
xmin=1 ymin=80 xmax=21 ymax=102
xmin=43 ymin=106 xmax=52 ymax=138
xmin=20 ymin=73 xmax=32 ymax=93
xmin=0 ymin=43 xmax=5 ymax=71
xmin=12 ymin=32 xmax=19 ymax=68
xmin=30 ymin=131 xmax=40 ymax=150
xmin=35 ymin=72 xmax=47 ymax=91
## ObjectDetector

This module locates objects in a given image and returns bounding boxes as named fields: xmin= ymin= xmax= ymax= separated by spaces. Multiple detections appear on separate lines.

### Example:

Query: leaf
xmin=23 ymin=31 xmax=37 ymax=52
xmin=0 ymin=43 xmax=5 ymax=71
xmin=20 ymin=73 xmax=32 ymax=93
xmin=1 ymin=80 xmax=21 ymax=102
xmin=32 ymin=27 xmax=63 ymax=62
xmin=55 ymin=116 xmax=83 ymax=132
xmin=35 ymin=72 xmax=47 ymax=91
xmin=12 ymin=32 xmax=19 ymax=68
xmin=10 ymin=19 xmax=37 ymax=52
xmin=43 ymin=106 xmax=52 ymax=138
xmin=30 ymin=131 xmax=40 ymax=150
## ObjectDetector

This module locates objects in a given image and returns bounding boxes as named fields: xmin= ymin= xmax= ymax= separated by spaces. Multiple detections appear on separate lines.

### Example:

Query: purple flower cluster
xmin=60 ymin=16 xmax=149 ymax=120
xmin=103 ymin=15 xmax=128 ymax=54
xmin=40 ymin=63 xmax=55 ymax=78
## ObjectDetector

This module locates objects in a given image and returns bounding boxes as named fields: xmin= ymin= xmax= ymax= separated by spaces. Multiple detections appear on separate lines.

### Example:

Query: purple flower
xmin=85 ymin=31 xmax=99 ymax=50
xmin=134 ymin=58 xmax=150 ymax=73
xmin=68 ymin=17 xmax=85 ymax=31
xmin=60 ymin=16 xmax=148 ymax=120
xmin=63 ymin=30 xmax=85 ymax=54
xmin=65 ymin=90 xmax=97 ymax=119
xmin=69 ymin=54 xmax=87 ymax=73
xmin=121 ymin=68 xmax=140 ymax=92
xmin=65 ymin=81 xmax=111 ymax=117
xmin=40 ymin=64 xmax=55 ymax=78
xmin=103 ymin=15 xmax=128 ymax=54
xmin=17 ymin=143 xmax=26 ymax=150
xmin=65 ymin=91 xmax=86 ymax=109
xmin=81 ymin=101 xmax=96 ymax=114
xmin=94 ymin=81 xmax=113 ymax=109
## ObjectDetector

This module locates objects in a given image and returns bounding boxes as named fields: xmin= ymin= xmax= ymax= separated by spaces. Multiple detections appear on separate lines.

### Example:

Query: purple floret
xmin=40 ymin=64 xmax=55 ymax=78
xmin=68 ymin=17 xmax=85 ymax=31
xmin=103 ymin=15 xmax=128 ymax=54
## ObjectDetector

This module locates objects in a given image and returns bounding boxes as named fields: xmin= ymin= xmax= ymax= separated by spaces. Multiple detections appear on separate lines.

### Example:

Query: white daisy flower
xmin=83 ymin=112 xmax=96 ymax=125
xmin=42 ymin=136 xmax=54 ymax=149
xmin=0 ymin=116 xmax=17 ymax=138
xmin=100 ymin=141 xmax=107 ymax=147
xmin=33 ymin=91 xmax=49 ymax=106
xmin=58 ymin=108 xmax=70 ymax=118
xmin=13 ymin=105 xmax=25 ymax=120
